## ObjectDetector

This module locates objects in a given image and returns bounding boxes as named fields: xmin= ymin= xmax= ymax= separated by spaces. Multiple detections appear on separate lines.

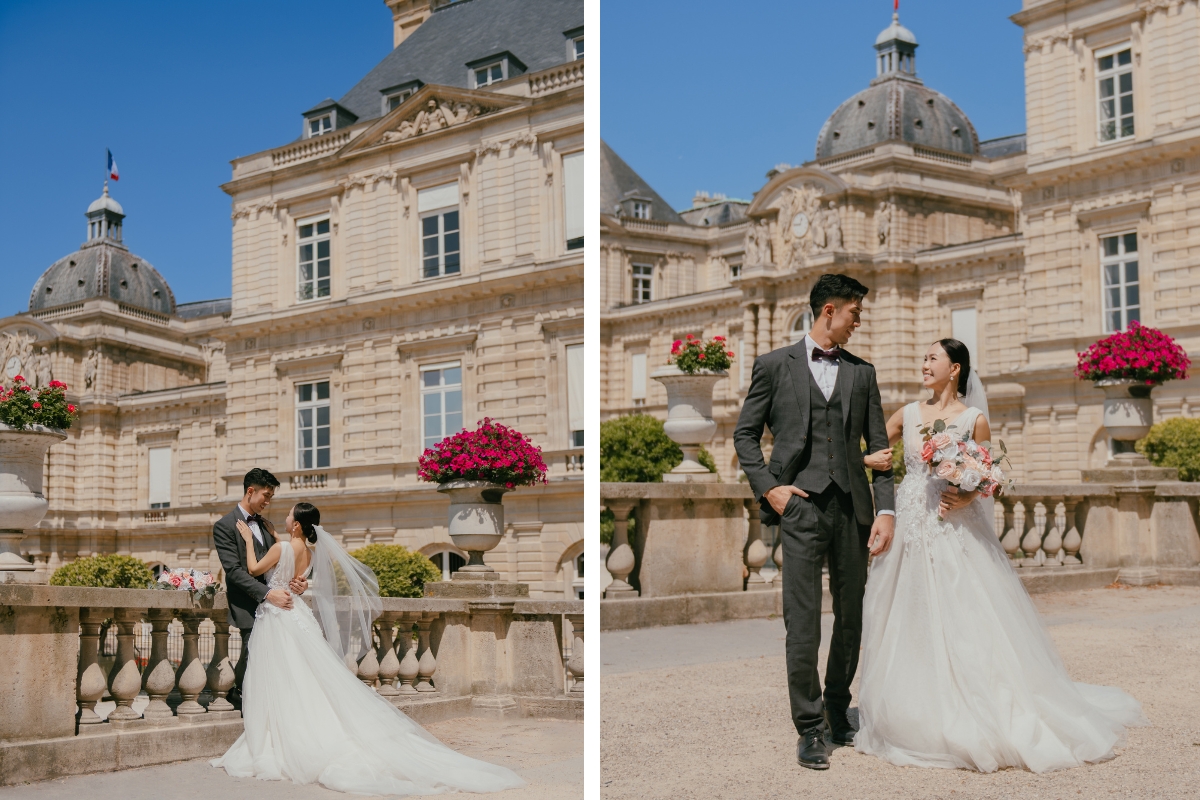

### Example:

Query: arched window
xmin=427 ymin=549 xmax=465 ymax=581
xmin=790 ymin=308 xmax=813 ymax=345
xmin=148 ymin=563 xmax=168 ymax=580
xmin=572 ymin=552 xmax=584 ymax=599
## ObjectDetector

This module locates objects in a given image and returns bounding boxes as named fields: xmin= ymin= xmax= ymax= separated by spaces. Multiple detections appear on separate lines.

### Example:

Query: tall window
xmin=789 ymin=309 xmax=814 ymax=345
xmin=567 ymin=344 xmax=584 ymax=447
xmin=308 ymin=115 xmax=332 ymax=138
xmin=572 ymin=552 xmax=584 ymax=599
xmin=421 ymin=362 xmax=463 ymax=449
xmin=1097 ymin=45 xmax=1134 ymax=143
xmin=563 ymin=151 xmax=584 ymax=251
xmin=729 ymin=263 xmax=742 ymax=280
xmin=630 ymin=352 xmax=647 ymax=405
xmin=632 ymin=264 xmax=653 ymax=303
xmin=418 ymin=184 xmax=461 ymax=279
xmin=296 ymin=381 xmax=331 ymax=469
xmin=632 ymin=201 xmax=651 ymax=220
xmin=1101 ymin=232 xmax=1139 ymax=332
xmin=297 ymin=219 xmax=331 ymax=301
xmin=148 ymin=447 xmax=171 ymax=509
xmin=951 ymin=308 xmax=979 ymax=364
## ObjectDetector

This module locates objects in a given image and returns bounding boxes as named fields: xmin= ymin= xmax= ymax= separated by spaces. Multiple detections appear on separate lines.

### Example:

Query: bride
xmin=855 ymin=338 xmax=1147 ymax=773
xmin=211 ymin=501 xmax=524 ymax=795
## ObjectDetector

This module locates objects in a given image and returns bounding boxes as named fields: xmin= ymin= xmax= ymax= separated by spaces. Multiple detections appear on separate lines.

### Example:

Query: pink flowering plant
xmin=916 ymin=417 xmax=1014 ymax=520
xmin=417 ymin=418 xmax=548 ymax=489
xmin=0 ymin=379 xmax=78 ymax=430
xmin=154 ymin=568 xmax=219 ymax=600
xmin=670 ymin=334 xmax=735 ymax=374
xmin=1074 ymin=321 xmax=1190 ymax=385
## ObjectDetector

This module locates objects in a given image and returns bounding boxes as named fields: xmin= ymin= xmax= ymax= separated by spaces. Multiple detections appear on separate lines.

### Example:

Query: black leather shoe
xmin=826 ymin=707 xmax=856 ymax=747
xmin=796 ymin=727 xmax=830 ymax=770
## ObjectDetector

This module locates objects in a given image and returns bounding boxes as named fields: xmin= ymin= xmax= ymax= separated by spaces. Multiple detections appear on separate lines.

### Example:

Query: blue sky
xmin=601 ymin=0 xmax=1026 ymax=211
xmin=0 ymin=0 xmax=396 ymax=313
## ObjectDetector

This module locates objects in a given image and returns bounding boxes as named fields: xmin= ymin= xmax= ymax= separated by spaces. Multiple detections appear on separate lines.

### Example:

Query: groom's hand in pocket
xmin=765 ymin=485 xmax=808 ymax=516
xmin=869 ymin=513 xmax=895 ymax=556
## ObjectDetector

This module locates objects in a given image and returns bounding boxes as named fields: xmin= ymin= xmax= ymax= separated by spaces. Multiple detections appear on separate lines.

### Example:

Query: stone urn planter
xmin=437 ymin=480 xmax=510 ymax=576
xmin=0 ymin=423 xmax=66 ymax=582
xmin=651 ymin=365 xmax=726 ymax=482
xmin=1095 ymin=379 xmax=1154 ymax=459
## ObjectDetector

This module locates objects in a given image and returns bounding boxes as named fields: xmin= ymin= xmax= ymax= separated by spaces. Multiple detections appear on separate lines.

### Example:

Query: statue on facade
xmin=876 ymin=200 xmax=893 ymax=247
xmin=743 ymin=220 xmax=772 ymax=266
xmin=30 ymin=347 xmax=53 ymax=389
xmin=811 ymin=208 xmax=828 ymax=250
xmin=825 ymin=201 xmax=843 ymax=250
xmin=83 ymin=349 xmax=100 ymax=391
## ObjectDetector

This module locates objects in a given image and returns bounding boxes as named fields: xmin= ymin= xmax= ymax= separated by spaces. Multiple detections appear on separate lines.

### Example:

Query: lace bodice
xmin=263 ymin=539 xmax=312 ymax=591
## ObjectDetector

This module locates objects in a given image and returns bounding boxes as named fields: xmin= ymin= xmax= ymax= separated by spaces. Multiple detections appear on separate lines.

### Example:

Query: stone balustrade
xmin=600 ymin=477 xmax=1200 ymax=630
xmin=0 ymin=585 xmax=582 ymax=785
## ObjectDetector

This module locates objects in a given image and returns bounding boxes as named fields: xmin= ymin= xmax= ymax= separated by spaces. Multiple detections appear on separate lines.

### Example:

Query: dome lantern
xmin=874 ymin=11 xmax=918 ymax=82
xmin=85 ymin=181 xmax=125 ymax=245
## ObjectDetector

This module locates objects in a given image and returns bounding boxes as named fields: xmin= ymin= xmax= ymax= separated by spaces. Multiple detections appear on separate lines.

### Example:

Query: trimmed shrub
xmin=600 ymin=414 xmax=716 ymax=483
xmin=50 ymin=554 xmax=154 ymax=589
xmin=1137 ymin=417 xmax=1200 ymax=481
xmin=348 ymin=544 xmax=443 ymax=598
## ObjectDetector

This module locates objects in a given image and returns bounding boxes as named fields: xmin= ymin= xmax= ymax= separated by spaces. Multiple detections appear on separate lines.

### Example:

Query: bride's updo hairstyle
xmin=292 ymin=502 xmax=321 ymax=544
xmin=937 ymin=338 xmax=971 ymax=397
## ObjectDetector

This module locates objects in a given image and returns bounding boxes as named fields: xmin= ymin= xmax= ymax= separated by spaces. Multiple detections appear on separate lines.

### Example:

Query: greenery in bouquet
xmin=670 ymin=334 xmax=734 ymax=374
xmin=417 ymin=418 xmax=548 ymax=488
xmin=50 ymin=554 xmax=154 ymax=588
xmin=1074 ymin=321 xmax=1190 ymax=385
xmin=347 ymin=544 xmax=443 ymax=598
xmin=0 ymin=379 xmax=78 ymax=430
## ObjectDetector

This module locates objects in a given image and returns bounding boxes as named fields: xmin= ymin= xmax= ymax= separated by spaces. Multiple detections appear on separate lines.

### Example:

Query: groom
xmin=734 ymin=273 xmax=894 ymax=770
xmin=212 ymin=467 xmax=308 ymax=707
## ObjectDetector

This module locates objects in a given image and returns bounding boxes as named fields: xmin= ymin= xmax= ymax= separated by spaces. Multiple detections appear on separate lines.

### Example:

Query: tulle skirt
xmin=211 ymin=600 xmax=525 ymax=795
xmin=855 ymin=475 xmax=1148 ymax=773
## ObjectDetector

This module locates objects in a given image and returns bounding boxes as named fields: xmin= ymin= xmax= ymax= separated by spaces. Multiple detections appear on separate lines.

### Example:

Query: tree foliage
xmin=1137 ymin=417 xmax=1200 ymax=481
xmin=49 ymin=554 xmax=154 ymax=589
xmin=347 ymin=544 xmax=443 ymax=598
xmin=600 ymin=414 xmax=716 ymax=483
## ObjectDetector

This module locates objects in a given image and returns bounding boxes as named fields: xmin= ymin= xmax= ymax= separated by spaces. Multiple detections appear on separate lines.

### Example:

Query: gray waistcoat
xmin=793 ymin=365 xmax=852 ymax=495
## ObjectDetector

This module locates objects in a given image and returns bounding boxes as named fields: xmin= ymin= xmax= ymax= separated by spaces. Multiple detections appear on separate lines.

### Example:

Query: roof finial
xmin=894 ymin=0 xmax=899 ymax=22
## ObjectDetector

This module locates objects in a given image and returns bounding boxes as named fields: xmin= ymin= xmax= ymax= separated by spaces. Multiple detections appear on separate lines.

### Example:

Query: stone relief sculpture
xmin=83 ymin=348 xmax=100 ymax=391
xmin=876 ymin=200 xmax=893 ymax=247
xmin=382 ymin=99 xmax=485 ymax=143
xmin=778 ymin=183 xmax=825 ymax=270
xmin=743 ymin=220 xmax=773 ymax=266
xmin=1 ymin=331 xmax=37 ymax=387
xmin=30 ymin=347 xmax=53 ymax=389
xmin=824 ymin=201 xmax=843 ymax=250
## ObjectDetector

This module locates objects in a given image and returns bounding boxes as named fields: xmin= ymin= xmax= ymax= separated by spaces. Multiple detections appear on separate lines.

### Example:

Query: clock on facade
xmin=791 ymin=212 xmax=809 ymax=239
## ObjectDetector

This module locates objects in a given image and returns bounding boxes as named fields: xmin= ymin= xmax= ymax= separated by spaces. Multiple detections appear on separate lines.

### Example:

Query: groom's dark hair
xmin=809 ymin=273 xmax=869 ymax=318
xmin=243 ymin=468 xmax=280 ymax=493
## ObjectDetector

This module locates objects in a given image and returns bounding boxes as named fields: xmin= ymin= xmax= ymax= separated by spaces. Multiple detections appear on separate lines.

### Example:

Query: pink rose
xmin=979 ymin=482 xmax=997 ymax=498
xmin=936 ymin=461 xmax=958 ymax=480
xmin=979 ymin=448 xmax=993 ymax=467
xmin=920 ymin=440 xmax=935 ymax=462
xmin=929 ymin=432 xmax=953 ymax=451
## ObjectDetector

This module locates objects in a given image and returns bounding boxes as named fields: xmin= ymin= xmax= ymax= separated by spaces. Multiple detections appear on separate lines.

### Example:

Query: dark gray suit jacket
xmin=734 ymin=342 xmax=894 ymax=527
xmin=213 ymin=507 xmax=275 ymax=630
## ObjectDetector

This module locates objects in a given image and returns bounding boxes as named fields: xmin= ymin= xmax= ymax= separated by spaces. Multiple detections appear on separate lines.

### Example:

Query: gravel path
xmin=601 ymin=585 xmax=1200 ymax=800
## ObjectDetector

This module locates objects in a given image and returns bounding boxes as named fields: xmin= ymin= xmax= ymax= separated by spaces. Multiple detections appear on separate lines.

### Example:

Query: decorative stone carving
xmin=382 ymin=99 xmax=486 ymax=143
xmin=83 ymin=348 xmax=100 ymax=391
xmin=822 ymin=201 xmax=843 ymax=250
xmin=876 ymin=200 xmax=894 ymax=247
xmin=28 ymin=347 xmax=53 ymax=389
xmin=742 ymin=220 xmax=772 ymax=266
xmin=231 ymin=200 xmax=277 ymax=221
xmin=777 ymin=183 xmax=825 ymax=270
xmin=1 ymin=331 xmax=36 ymax=387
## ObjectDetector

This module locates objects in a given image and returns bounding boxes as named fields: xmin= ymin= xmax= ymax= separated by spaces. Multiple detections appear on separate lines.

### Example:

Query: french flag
xmin=107 ymin=149 xmax=119 ymax=181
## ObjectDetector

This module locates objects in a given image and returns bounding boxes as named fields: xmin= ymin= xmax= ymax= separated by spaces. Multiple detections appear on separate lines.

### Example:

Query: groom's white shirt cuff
xmin=877 ymin=510 xmax=895 ymax=517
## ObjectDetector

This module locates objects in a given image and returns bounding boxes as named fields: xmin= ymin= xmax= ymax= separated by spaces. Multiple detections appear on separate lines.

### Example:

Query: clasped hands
xmin=235 ymin=518 xmax=308 ymax=608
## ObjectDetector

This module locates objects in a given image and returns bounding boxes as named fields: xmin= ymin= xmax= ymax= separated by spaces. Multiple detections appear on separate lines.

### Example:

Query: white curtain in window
xmin=951 ymin=308 xmax=978 ymax=365
xmin=567 ymin=344 xmax=584 ymax=434
xmin=418 ymin=182 xmax=459 ymax=213
xmin=563 ymin=152 xmax=584 ymax=242
xmin=148 ymin=447 xmax=172 ymax=506
xmin=631 ymin=352 xmax=647 ymax=400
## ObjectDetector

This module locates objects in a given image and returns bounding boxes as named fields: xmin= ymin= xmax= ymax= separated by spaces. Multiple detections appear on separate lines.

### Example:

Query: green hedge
xmin=49 ymin=554 xmax=154 ymax=589
xmin=348 ymin=544 xmax=443 ymax=598
xmin=1137 ymin=417 xmax=1200 ymax=481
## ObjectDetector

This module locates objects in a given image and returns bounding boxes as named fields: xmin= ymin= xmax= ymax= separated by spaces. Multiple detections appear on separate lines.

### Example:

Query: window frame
xmin=419 ymin=205 xmax=461 ymax=280
xmin=632 ymin=201 xmax=651 ymax=220
xmin=472 ymin=61 xmax=506 ymax=88
xmin=296 ymin=215 xmax=332 ymax=303
xmin=385 ymin=89 xmax=414 ymax=113
xmin=295 ymin=380 xmax=332 ymax=470
xmin=572 ymin=552 xmax=584 ymax=599
xmin=1100 ymin=231 xmax=1140 ymax=333
xmin=307 ymin=114 xmax=332 ymax=138
xmin=631 ymin=263 xmax=654 ymax=304
xmin=419 ymin=361 xmax=464 ymax=451
xmin=1095 ymin=42 xmax=1134 ymax=144
xmin=566 ymin=343 xmax=584 ymax=449
xmin=572 ymin=36 xmax=583 ymax=61
xmin=789 ymin=309 xmax=814 ymax=345
xmin=562 ymin=150 xmax=584 ymax=251
xmin=147 ymin=445 xmax=172 ymax=509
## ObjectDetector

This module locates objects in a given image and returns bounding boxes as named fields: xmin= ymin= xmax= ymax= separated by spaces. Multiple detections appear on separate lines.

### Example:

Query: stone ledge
xmin=516 ymin=695 xmax=583 ymax=721
xmin=391 ymin=694 xmax=474 ymax=724
xmin=600 ymin=482 xmax=754 ymax=501
xmin=1017 ymin=566 xmax=1119 ymax=593
xmin=1159 ymin=567 xmax=1200 ymax=585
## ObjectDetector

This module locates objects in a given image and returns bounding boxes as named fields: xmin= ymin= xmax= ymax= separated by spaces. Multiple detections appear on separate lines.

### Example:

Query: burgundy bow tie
xmin=811 ymin=346 xmax=840 ymax=363
xmin=246 ymin=513 xmax=264 ymax=527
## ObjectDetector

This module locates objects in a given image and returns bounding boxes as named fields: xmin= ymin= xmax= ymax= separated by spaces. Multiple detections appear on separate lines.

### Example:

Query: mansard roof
xmin=335 ymin=0 xmax=582 ymax=124
xmin=600 ymin=140 xmax=685 ymax=225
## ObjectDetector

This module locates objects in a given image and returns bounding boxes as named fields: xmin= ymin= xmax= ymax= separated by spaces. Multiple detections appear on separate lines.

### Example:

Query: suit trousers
xmin=780 ymin=484 xmax=871 ymax=734
xmin=233 ymin=625 xmax=253 ymax=695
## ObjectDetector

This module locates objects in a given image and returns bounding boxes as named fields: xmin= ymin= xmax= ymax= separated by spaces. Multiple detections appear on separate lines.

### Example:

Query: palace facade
xmin=5 ymin=0 xmax=585 ymax=598
xmin=601 ymin=0 xmax=1200 ymax=484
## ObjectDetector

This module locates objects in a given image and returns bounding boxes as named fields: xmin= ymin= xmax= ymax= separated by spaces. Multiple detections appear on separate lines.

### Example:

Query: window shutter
xmin=418 ymin=183 xmax=459 ymax=213
xmin=148 ymin=447 xmax=172 ymax=506
xmin=562 ymin=152 xmax=584 ymax=243
xmin=951 ymin=308 xmax=978 ymax=364
xmin=631 ymin=352 xmax=647 ymax=400
xmin=567 ymin=344 xmax=584 ymax=433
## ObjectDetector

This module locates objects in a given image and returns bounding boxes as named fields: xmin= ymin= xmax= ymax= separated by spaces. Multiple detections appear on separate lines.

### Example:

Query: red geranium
xmin=0 ymin=379 xmax=79 ymax=431
xmin=671 ymin=335 xmax=735 ymax=374
xmin=1075 ymin=321 xmax=1191 ymax=385
xmin=417 ymin=418 xmax=548 ymax=488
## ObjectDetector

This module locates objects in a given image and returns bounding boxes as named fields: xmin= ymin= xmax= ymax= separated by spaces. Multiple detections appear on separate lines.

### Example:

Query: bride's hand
xmin=862 ymin=448 xmax=892 ymax=471
xmin=235 ymin=519 xmax=253 ymax=542
xmin=938 ymin=486 xmax=977 ymax=516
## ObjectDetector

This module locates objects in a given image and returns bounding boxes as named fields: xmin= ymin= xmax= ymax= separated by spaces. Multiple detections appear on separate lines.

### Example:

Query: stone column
xmin=604 ymin=499 xmax=639 ymax=599
xmin=142 ymin=609 xmax=176 ymax=720
xmin=107 ymin=608 xmax=144 ymax=722
xmin=77 ymin=607 xmax=110 ymax=726
xmin=467 ymin=600 xmax=517 ymax=716
xmin=756 ymin=303 xmax=773 ymax=359
xmin=206 ymin=616 xmax=236 ymax=712
xmin=565 ymin=613 xmax=583 ymax=694
xmin=742 ymin=304 xmax=758 ymax=370
xmin=174 ymin=611 xmax=208 ymax=715
xmin=744 ymin=499 xmax=770 ymax=590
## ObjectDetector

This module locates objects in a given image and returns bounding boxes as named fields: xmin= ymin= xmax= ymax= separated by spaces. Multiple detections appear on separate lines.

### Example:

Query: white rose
xmin=989 ymin=466 xmax=1005 ymax=485
xmin=959 ymin=469 xmax=983 ymax=492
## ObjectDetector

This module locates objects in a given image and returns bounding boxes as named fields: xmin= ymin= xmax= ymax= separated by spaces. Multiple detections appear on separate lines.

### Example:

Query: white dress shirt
xmin=238 ymin=503 xmax=265 ymax=546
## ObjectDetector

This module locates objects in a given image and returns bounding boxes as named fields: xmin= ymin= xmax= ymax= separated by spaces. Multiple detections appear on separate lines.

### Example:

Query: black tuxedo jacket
xmin=734 ymin=342 xmax=894 ymax=527
xmin=213 ymin=507 xmax=275 ymax=630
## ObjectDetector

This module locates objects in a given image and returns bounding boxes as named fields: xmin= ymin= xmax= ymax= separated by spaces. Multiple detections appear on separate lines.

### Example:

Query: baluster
xmin=1001 ymin=499 xmax=1021 ymax=563
xmin=397 ymin=614 xmax=419 ymax=694
xmin=206 ymin=617 xmax=236 ymax=712
xmin=415 ymin=614 xmax=438 ymax=692
xmin=604 ymin=500 xmax=639 ymax=599
xmin=175 ymin=611 xmax=208 ymax=715
xmin=357 ymin=630 xmax=381 ymax=689
xmin=744 ymin=500 xmax=769 ymax=590
xmin=107 ymin=608 xmax=144 ymax=721
xmin=1042 ymin=497 xmax=1065 ymax=566
xmin=565 ymin=613 xmax=583 ymax=694
xmin=1062 ymin=499 xmax=1083 ymax=566
xmin=77 ymin=608 xmax=110 ymax=725
xmin=142 ymin=609 xmax=176 ymax=719
xmin=1020 ymin=500 xmax=1045 ymax=567
xmin=375 ymin=613 xmax=400 ymax=697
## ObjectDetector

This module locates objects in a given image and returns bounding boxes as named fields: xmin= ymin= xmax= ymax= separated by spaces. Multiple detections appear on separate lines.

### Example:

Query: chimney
xmin=384 ymin=0 xmax=439 ymax=48
xmin=692 ymin=191 xmax=710 ymax=209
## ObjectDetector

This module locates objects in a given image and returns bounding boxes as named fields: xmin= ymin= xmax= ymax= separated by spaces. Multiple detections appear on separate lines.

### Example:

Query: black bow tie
xmin=812 ymin=346 xmax=840 ymax=363
xmin=246 ymin=513 xmax=264 ymax=527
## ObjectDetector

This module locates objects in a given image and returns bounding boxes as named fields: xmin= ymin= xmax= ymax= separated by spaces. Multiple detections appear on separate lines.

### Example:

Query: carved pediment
xmin=341 ymin=85 xmax=526 ymax=155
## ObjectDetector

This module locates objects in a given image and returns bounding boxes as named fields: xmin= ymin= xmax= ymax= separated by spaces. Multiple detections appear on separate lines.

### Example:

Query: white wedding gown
xmin=212 ymin=542 xmax=524 ymax=795
xmin=855 ymin=403 xmax=1148 ymax=773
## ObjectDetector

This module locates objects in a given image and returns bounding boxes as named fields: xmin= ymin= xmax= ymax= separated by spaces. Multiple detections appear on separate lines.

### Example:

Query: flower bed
xmin=417 ymin=418 xmax=548 ymax=488
xmin=1075 ymin=322 xmax=1190 ymax=385
xmin=0 ymin=378 xmax=77 ymax=430
xmin=670 ymin=334 xmax=734 ymax=374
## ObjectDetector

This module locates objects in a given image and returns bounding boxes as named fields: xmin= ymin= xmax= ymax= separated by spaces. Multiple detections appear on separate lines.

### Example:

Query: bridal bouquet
xmin=155 ymin=568 xmax=219 ymax=599
xmin=916 ymin=418 xmax=1013 ymax=520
